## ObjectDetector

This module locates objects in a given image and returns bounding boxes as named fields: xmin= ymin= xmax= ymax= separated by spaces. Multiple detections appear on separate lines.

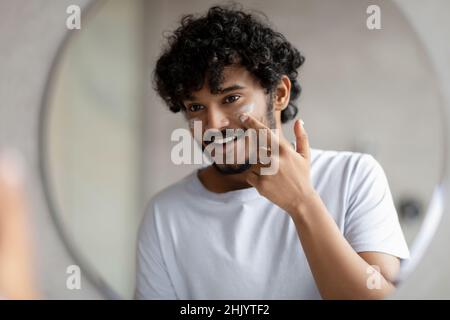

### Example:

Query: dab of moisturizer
xmin=237 ymin=102 xmax=255 ymax=114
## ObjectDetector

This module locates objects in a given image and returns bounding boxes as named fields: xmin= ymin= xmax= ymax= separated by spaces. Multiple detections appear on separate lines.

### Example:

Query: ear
xmin=273 ymin=75 xmax=291 ymax=112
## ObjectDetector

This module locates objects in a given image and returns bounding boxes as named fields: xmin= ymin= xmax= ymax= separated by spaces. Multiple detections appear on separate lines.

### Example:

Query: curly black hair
xmin=153 ymin=4 xmax=305 ymax=124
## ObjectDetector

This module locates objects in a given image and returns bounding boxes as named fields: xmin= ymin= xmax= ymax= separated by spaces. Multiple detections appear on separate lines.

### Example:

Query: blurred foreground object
xmin=0 ymin=151 xmax=39 ymax=299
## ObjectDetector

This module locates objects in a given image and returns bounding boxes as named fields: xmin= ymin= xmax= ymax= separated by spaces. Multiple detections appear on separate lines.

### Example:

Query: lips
xmin=204 ymin=129 xmax=245 ymax=146
xmin=211 ymin=134 xmax=237 ymax=145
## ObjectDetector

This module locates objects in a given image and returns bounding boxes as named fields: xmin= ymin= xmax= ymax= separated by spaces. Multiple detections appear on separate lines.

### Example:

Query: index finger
xmin=237 ymin=112 xmax=270 ymax=130
xmin=237 ymin=112 xmax=276 ymax=150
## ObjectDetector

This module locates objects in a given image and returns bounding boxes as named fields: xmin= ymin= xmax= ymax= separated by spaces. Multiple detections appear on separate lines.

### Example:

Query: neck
xmin=198 ymin=164 xmax=252 ymax=193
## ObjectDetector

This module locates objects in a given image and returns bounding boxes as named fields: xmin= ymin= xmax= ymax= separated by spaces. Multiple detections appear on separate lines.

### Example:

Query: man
xmin=135 ymin=5 xmax=409 ymax=299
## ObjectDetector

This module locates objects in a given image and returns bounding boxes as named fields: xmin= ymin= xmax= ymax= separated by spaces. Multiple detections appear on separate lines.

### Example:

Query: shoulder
xmin=146 ymin=171 xmax=196 ymax=211
xmin=139 ymin=171 xmax=196 ymax=230
xmin=310 ymin=147 xmax=386 ymax=194
xmin=310 ymin=147 xmax=379 ymax=175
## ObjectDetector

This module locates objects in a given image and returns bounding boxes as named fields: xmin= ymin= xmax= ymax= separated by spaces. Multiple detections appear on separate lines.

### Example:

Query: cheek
xmin=232 ymin=102 xmax=257 ymax=124
xmin=188 ymin=117 xmax=202 ymax=130
xmin=188 ymin=117 xmax=205 ymax=145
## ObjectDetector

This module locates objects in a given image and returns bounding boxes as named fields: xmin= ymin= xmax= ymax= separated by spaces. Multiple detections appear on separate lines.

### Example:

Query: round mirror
xmin=40 ymin=0 xmax=446 ymax=299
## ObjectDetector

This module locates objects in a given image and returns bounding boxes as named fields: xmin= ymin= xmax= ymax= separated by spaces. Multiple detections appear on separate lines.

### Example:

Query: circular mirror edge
xmin=390 ymin=1 xmax=449 ymax=289
xmin=37 ymin=0 xmax=121 ymax=299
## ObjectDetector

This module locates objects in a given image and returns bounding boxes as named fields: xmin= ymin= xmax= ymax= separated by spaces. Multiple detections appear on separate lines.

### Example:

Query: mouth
xmin=205 ymin=129 xmax=245 ymax=147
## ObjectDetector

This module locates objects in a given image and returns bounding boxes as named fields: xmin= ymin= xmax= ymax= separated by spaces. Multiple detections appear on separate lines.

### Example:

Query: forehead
xmin=219 ymin=65 xmax=256 ymax=85
xmin=188 ymin=65 xmax=260 ymax=98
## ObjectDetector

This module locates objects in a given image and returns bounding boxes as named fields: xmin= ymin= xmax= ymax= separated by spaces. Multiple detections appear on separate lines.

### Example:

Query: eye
xmin=188 ymin=104 xmax=205 ymax=113
xmin=224 ymin=95 xmax=241 ymax=104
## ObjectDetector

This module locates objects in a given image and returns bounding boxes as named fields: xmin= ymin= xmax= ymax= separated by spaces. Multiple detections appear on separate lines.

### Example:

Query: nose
xmin=204 ymin=105 xmax=230 ymax=131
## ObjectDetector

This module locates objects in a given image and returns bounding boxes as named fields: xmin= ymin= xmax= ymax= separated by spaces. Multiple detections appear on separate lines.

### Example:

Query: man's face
xmin=182 ymin=65 xmax=276 ymax=174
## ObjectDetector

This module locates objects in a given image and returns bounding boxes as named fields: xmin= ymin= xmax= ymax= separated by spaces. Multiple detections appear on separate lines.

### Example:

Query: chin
xmin=213 ymin=161 xmax=252 ymax=175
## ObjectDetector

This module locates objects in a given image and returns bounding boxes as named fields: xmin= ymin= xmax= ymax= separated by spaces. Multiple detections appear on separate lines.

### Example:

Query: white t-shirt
xmin=135 ymin=148 xmax=410 ymax=299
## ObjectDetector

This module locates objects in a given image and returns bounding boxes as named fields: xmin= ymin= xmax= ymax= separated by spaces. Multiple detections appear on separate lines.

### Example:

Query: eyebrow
xmin=185 ymin=84 xmax=246 ymax=101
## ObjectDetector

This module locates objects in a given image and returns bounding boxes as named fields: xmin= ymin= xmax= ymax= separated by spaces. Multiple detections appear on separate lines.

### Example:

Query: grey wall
xmin=0 ymin=0 xmax=449 ymax=299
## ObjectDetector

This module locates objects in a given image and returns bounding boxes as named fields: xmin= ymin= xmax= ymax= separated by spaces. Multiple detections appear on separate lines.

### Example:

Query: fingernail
xmin=300 ymin=119 xmax=305 ymax=128
xmin=239 ymin=114 xmax=249 ymax=123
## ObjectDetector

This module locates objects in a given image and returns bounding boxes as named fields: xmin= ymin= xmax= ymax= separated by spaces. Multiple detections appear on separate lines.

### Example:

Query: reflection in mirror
xmin=41 ymin=0 xmax=445 ymax=299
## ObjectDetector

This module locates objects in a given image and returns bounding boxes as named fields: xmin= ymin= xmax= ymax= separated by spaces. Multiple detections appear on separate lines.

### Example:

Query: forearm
xmin=289 ymin=192 xmax=395 ymax=300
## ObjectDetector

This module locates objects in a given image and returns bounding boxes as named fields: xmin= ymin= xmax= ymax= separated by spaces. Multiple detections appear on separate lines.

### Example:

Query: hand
xmin=0 ymin=151 xmax=39 ymax=299
xmin=239 ymin=113 xmax=317 ymax=215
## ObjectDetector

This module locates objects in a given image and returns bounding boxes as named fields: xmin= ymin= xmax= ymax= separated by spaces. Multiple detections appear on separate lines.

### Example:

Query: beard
xmin=206 ymin=98 xmax=276 ymax=176
xmin=212 ymin=160 xmax=253 ymax=175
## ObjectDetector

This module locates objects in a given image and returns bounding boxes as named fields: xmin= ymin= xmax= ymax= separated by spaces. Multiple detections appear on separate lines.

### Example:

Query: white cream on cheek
xmin=237 ymin=102 xmax=255 ymax=114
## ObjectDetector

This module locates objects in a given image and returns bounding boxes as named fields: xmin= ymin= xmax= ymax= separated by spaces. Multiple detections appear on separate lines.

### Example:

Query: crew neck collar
xmin=188 ymin=167 xmax=260 ymax=203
